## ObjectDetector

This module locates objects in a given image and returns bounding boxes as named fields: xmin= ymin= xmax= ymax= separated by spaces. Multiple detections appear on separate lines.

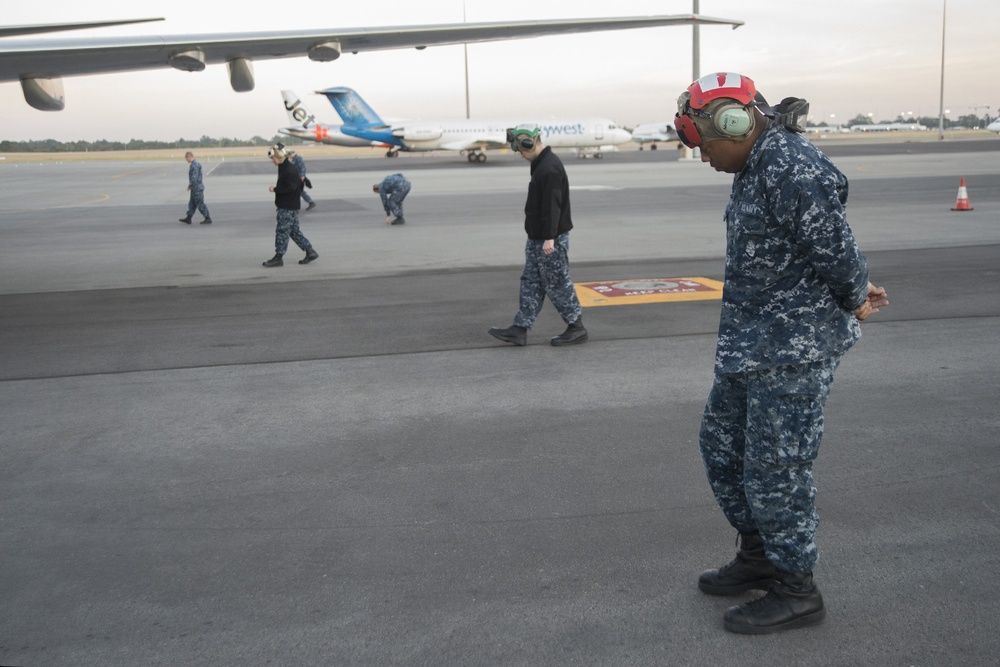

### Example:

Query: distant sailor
xmin=287 ymin=149 xmax=317 ymax=211
xmin=179 ymin=151 xmax=212 ymax=224
xmin=373 ymin=173 xmax=411 ymax=225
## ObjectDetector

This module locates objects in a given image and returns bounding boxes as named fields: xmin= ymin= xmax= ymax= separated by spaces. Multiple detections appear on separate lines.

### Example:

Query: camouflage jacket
xmin=379 ymin=173 xmax=410 ymax=213
xmin=716 ymin=123 xmax=869 ymax=374
xmin=188 ymin=160 xmax=204 ymax=192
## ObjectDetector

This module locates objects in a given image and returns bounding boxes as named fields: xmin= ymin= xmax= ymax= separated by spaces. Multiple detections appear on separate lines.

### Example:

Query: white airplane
xmin=630 ymin=122 xmax=677 ymax=150
xmin=278 ymin=90 xmax=384 ymax=148
xmin=0 ymin=14 xmax=743 ymax=112
xmin=987 ymin=119 xmax=1000 ymax=133
xmin=849 ymin=123 xmax=928 ymax=132
xmin=315 ymin=87 xmax=632 ymax=162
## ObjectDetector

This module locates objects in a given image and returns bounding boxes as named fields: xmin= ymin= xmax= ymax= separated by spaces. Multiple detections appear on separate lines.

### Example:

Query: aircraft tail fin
xmin=317 ymin=87 xmax=385 ymax=127
xmin=282 ymin=90 xmax=316 ymax=129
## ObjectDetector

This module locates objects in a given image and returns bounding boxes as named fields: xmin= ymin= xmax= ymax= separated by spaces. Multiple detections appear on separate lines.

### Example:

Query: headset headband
xmin=506 ymin=124 xmax=541 ymax=152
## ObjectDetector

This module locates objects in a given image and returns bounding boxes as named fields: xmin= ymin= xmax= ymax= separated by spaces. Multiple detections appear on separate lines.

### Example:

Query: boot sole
xmin=488 ymin=331 xmax=526 ymax=346
xmin=698 ymin=578 xmax=774 ymax=596
xmin=724 ymin=607 xmax=826 ymax=635
xmin=550 ymin=333 xmax=588 ymax=346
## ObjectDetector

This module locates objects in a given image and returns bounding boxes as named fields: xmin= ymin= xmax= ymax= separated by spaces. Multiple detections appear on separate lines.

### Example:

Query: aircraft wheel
xmin=476 ymin=153 xmax=487 ymax=163
xmin=650 ymin=144 xmax=658 ymax=151
xmin=467 ymin=153 xmax=477 ymax=162
xmin=595 ymin=153 xmax=604 ymax=159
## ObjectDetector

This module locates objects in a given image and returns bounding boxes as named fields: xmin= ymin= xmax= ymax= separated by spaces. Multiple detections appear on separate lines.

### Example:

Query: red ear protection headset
xmin=674 ymin=72 xmax=758 ymax=149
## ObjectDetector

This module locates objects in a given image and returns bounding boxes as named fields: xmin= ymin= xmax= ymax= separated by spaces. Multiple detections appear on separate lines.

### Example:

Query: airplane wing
xmin=1 ymin=14 xmax=743 ymax=110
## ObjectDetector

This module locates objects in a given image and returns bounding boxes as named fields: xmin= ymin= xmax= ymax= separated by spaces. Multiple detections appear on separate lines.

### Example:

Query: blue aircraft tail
xmin=316 ymin=87 xmax=385 ymax=127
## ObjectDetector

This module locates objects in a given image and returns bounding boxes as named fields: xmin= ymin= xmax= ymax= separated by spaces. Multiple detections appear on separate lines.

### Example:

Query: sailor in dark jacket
xmin=488 ymin=125 xmax=587 ymax=347
xmin=262 ymin=145 xmax=318 ymax=267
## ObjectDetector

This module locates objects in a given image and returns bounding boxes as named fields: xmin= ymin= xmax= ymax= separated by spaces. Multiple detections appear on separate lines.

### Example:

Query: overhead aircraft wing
xmin=0 ymin=14 xmax=743 ymax=110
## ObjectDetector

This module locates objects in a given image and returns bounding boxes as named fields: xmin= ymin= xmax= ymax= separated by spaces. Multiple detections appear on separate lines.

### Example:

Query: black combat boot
xmin=550 ymin=318 xmax=588 ymax=346
xmin=488 ymin=325 xmax=527 ymax=346
xmin=179 ymin=216 xmax=192 ymax=224
xmin=200 ymin=218 xmax=212 ymax=224
xmin=299 ymin=248 xmax=319 ymax=264
xmin=723 ymin=570 xmax=826 ymax=635
xmin=698 ymin=531 xmax=776 ymax=595
xmin=262 ymin=254 xmax=284 ymax=267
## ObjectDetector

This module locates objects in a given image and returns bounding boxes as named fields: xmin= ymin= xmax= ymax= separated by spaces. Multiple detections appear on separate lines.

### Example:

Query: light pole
xmin=938 ymin=0 xmax=947 ymax=140
xmin=686 ymin=0 xmax=701 ymax=161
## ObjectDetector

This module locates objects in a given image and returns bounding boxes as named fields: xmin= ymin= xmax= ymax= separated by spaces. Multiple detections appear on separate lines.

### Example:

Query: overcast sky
xmin=2 ymin=0 xmax=998 ymax=142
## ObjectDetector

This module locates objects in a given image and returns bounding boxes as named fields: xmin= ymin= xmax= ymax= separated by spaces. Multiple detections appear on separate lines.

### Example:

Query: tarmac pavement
xmin=1 ymin=142 xmax=999 ymax=666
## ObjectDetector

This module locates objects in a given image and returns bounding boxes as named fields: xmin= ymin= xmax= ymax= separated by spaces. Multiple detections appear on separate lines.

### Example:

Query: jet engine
xmin=392 ymin=125 xmax=443 ymax=142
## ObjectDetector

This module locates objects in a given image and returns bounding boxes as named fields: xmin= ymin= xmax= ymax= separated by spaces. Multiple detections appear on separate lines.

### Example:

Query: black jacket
xmin=274 ymin=159 xmax=302 ymax=210
xmin=524 ymin=146 xmax=573 ymax=240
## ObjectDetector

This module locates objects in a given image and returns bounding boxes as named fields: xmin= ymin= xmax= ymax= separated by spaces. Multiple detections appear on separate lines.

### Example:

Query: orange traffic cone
xmin=951 ymin=176 xmax=974 ymax=211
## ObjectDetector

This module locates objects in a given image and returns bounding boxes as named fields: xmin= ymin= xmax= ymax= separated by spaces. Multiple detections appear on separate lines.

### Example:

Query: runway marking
xmin=575 ymin=277 xmax=724 ymax=307
xmin=110 ymin=165 xmax=166 ymax=180
xmin=36 ymin=194 xmax=112 ymax=210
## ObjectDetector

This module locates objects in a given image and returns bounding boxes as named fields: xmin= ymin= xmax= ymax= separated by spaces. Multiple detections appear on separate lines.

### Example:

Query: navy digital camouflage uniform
xmin=186 ymin=159 xmax=211 ymax=219
xmin=378 ymin=173 xmax=411 ymax=219
xmin=513 ymin=233 xmax=582 ymax=329
xmin=512 ymin=146 xmax=582 ymax=329
xmin=699 ymin=122 xmax=870 ymax=573
xmin=290 ymin=153 xmax=314 ymax=205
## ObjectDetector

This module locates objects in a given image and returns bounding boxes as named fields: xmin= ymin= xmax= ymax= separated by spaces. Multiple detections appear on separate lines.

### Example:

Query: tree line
xmin=826 ymin=113 xmax=990 ymax=129
xmin=0 ymin=135 xmax=289 ymax=153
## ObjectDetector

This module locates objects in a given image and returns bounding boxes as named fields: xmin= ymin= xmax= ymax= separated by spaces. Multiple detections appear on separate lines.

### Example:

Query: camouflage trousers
xmin=187 ymin=189 xmax=210 ymax=219
xmin=274 ymin=208 xmax=312 ymax=255
xmin=512 ymin=233 xmax=583 ymax=329
xmin=383 ymin=183 xmax=411 ymax=218
xmin=698 ymin=355 xmax=842 ymax=573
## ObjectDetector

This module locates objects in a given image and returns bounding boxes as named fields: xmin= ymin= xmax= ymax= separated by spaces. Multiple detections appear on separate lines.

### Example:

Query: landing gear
xmin=385 ymin=148 xmax=399 ymax=158
xmin=466 ymin=151 xmax=487 ymax=163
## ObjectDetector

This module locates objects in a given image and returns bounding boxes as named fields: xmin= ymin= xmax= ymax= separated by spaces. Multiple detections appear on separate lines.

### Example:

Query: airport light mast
xmin=938 ymin=0 xmax=947 ymax=140
xmin=685 ymin=0 xmax=701 ymax=161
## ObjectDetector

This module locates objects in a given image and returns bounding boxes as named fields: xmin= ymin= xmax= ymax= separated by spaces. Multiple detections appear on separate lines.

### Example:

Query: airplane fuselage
xmin=279 ymin=123 xmax=375 ymax=147
xmin=341 ymin=118 xmax=631 ymax=152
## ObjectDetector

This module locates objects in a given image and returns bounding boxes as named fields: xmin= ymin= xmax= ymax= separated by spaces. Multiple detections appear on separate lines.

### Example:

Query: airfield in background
xmin=1 ymin=132 xmax=998 ymax=666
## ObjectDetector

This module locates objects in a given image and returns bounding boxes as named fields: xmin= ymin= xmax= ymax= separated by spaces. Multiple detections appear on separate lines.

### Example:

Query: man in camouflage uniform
xmin=180 ymin=151 xmax=212 ymax=224
xmin=373 ymin=173 xmax=411 ymax=225
xmin=488 ymin=125 xmax=587 ymax=347
xmin=287 ymin=150 xmax=317 ymax=211
xmin=262 ymin=145 xmax=318 ymax=267
xmin=674 ymin=73 xmax=888 ymax=634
